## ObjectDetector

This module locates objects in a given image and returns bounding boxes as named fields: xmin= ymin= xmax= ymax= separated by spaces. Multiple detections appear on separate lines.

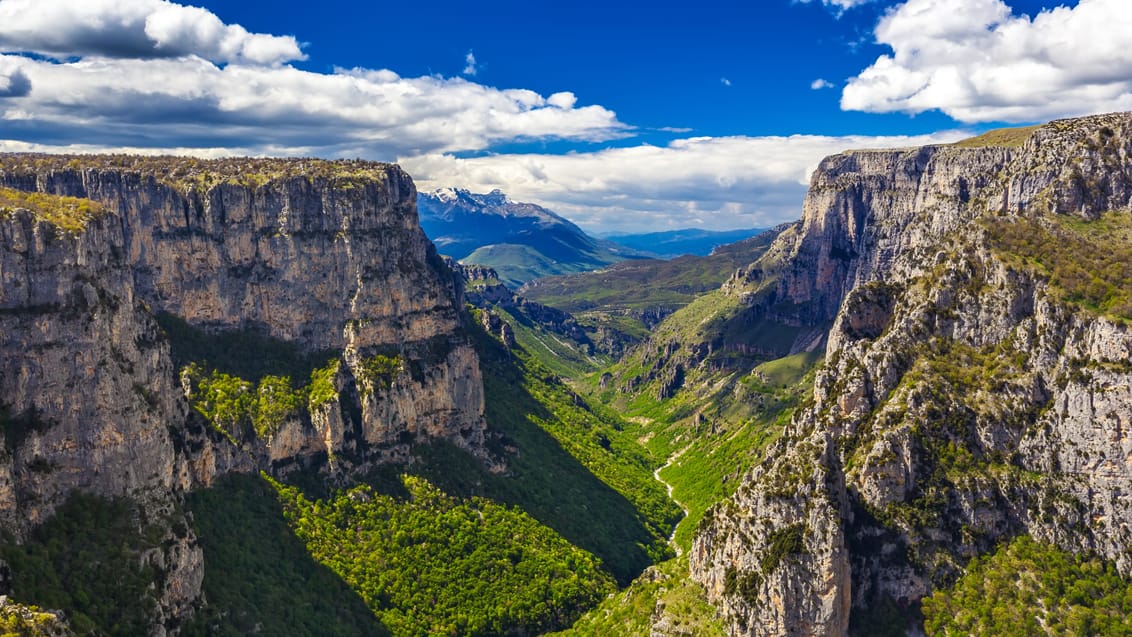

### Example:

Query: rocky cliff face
xmin=0 ymin=155 xmax=487 ymax=633
xmin=690 ymin=113 xmax=1132 ymax=635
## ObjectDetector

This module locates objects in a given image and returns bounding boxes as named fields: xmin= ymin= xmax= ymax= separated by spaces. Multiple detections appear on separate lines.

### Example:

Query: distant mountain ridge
xmin=520 ymin=226 xmax=788 ymax=356
xmin=417 ymin=188 xmax=643 ymax=287
xmin=603 ymin=227 xmax=765 ymax=258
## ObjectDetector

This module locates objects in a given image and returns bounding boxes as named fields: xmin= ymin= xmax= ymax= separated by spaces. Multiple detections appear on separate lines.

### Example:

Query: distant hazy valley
xmin=1 ymin=112 xmax=1132 ymax=637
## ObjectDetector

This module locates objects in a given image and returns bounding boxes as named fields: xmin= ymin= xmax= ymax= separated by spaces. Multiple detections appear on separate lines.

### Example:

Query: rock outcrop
xmin=0 ymin=595 xmax=74 ymax=636
xmin=690 ymin=113 xmax=1132 ymax=635
xmin=0 ymin=155 xmax=488 ymax=632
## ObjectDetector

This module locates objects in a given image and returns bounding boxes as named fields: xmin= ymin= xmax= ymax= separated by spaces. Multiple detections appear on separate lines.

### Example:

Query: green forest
xmin=923 ymin=536 xmax=1132 ymax=636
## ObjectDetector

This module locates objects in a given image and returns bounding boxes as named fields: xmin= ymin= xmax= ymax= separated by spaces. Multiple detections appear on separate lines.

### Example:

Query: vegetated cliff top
xmin=0 ymin=153 xmax=401 ymax=193
xmin=950 ymin=111 xmax=1129 ymax=148
xmin=0 ymin=185 xmax=106 ymax=231
xmin=950 ymin=124 xmax=1042 ymax=148
xmin=839 ymin=112 xmax=1127 ymax=157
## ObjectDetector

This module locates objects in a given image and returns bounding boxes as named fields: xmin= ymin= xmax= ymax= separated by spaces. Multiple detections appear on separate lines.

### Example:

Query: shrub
xmin=357 ymin=354 xmax=403 ymax=395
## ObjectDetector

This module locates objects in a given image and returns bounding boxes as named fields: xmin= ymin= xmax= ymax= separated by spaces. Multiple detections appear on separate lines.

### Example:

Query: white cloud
xmin=463 ymin=50 xmax=477 ymax=76
xmin=0 ymin=2 xmax=627 ymax=157
xmin=0 ymin=138 xmax=253 ymax=157
xmin=811 ymin=78 xmax=835 ymax=90
xmin=0 ymin=0 xmax=304 ymax=65
xmin=842 ymin=0 xmax=1132 ymax=122
xmin=401 ymin=130 xmax=967 ymax=233
xmin=547 ymin=91 xmax=577 ymax=109
xmin=721 ymin=77 xmax=732 ymax=86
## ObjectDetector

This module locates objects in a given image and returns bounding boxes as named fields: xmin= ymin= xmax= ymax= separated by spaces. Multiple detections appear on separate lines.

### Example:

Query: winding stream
xmin=654 ymin=445 xmax=692 ymax=555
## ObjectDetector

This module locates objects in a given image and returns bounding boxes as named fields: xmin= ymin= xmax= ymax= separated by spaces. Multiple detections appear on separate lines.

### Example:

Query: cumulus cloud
xmin=546 ymin=92 xmax=577 ymax=109
xmin=842 ymin=0 xmax=1132 ymax=122
xmin=720 ymin=77 xmax=732 ymax=87
xmin=811 ymin=78 xmax=834 ymax=90
xmin=0 ymin=54 xmax=629 ymax=156
xmin=0 ymin=56 xmax=31 ymax=97
xmin=0 ymin=0 xmax=304 ymax=65
xmin=0 ymin=55 xmax=627 ymax=159
xmin=0 ymin=2 xmax=627 ymax=158
xmin=401 ymin=130 xmax=967 ymax=233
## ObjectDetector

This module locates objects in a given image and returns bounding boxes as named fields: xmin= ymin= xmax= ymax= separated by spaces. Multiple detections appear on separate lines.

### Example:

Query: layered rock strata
xmin=690 ymin=113 xmax=1132 ymax=635
xmin=0 ymin=156 xmax=487 ymax=632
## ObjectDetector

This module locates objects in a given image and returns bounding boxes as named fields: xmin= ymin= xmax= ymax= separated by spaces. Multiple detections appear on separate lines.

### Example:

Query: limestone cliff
xmin=690 ymin=113 xmax=1132 ymax=635
xmin=0 ymin=155 xmax=486 ymax=633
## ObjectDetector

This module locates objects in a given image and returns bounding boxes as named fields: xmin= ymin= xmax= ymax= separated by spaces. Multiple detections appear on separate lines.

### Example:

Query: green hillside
xmin=462 ymin=243 xmax=624 ymax=289
xmin=176 ymin=313 xmax=680 ymax=635
xmin=521 ymin=227 xmax=785 ymax=345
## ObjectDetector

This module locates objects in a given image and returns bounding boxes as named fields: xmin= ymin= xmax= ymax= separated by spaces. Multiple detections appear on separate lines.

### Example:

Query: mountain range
xmin=600 ymin=227 xmax=766 ymax=258
xmin=417 ymin=187 xmax=642 ymax=287
xmin=0 ymin=112 xmax=1131 ymax=636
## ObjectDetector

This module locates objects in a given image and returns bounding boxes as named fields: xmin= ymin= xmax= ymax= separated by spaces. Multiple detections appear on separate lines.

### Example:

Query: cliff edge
xmin=690 ymin=112 xmax=1132 ymax=635
xmin=0 ymin=155 xmax=486 ymax=632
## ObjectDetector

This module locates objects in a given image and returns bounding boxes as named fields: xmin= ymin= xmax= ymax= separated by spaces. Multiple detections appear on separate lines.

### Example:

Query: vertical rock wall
xmin=691 ymin=113 xmax=1132 ymax=636
xmin=0 ymin=156 xmax=489 ymax=632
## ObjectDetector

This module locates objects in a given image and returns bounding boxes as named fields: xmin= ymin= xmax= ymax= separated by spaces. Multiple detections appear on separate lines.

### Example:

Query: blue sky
xmin=1 ymin=0 xmax=1130 ymax=232
xmin=218 ymin=0 xmax=960 ymax=143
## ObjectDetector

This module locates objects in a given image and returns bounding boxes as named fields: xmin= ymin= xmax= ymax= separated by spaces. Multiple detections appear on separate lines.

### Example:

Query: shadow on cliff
xmin=156 ymin=312 xmax=338 ymax=383
xmin=157 ymin=309 xmax=663 ymax=584
xmin=401 ymin=321 xmax=666 ymax=585
xmin=183 ymin=473 xmax=391 ymax=637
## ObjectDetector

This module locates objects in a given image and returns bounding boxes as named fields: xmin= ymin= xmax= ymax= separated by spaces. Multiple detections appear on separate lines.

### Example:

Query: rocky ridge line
xmin=689 ymin=112 xmax=1132 ymax=636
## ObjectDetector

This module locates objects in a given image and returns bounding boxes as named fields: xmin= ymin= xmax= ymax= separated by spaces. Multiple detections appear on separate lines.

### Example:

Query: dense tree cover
xmin=357 ymin=354 xmax=403 ymax=395
xmin=175 ymin=330 xmax=341 ymax=440
xmin=412 ymin=318 xmax=678 ymax=583
xmin=272 ymin=474 xmax=615 ymax=636
xmin=182 ymin=365 xmax=305 ymax=439
xmin=308 ymin=359 xmax=340 ymax=407
xmin=514 ymin=357 xmax=679 ymax=544
xmin=0 ymin=494 xmax=161 ymax=636
xmin=922 ymin=536 xmax=1132 ymax=636
xmin=183 ymin=475 xmax=388 ymax=637
xmin=180 ymin=316 xmax=680 ymax=634
xmin=986 ymin=211 xmax=1132 ymax=321
xmin=552 ymin=557 xmax=725 ymax=637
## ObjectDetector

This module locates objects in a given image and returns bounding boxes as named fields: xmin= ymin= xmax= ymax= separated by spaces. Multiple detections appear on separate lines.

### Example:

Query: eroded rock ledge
xmin=690 ymin=113 xmax=1132 ymax=636
xmin=0 ymin=155 xmax=487 ymax=632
